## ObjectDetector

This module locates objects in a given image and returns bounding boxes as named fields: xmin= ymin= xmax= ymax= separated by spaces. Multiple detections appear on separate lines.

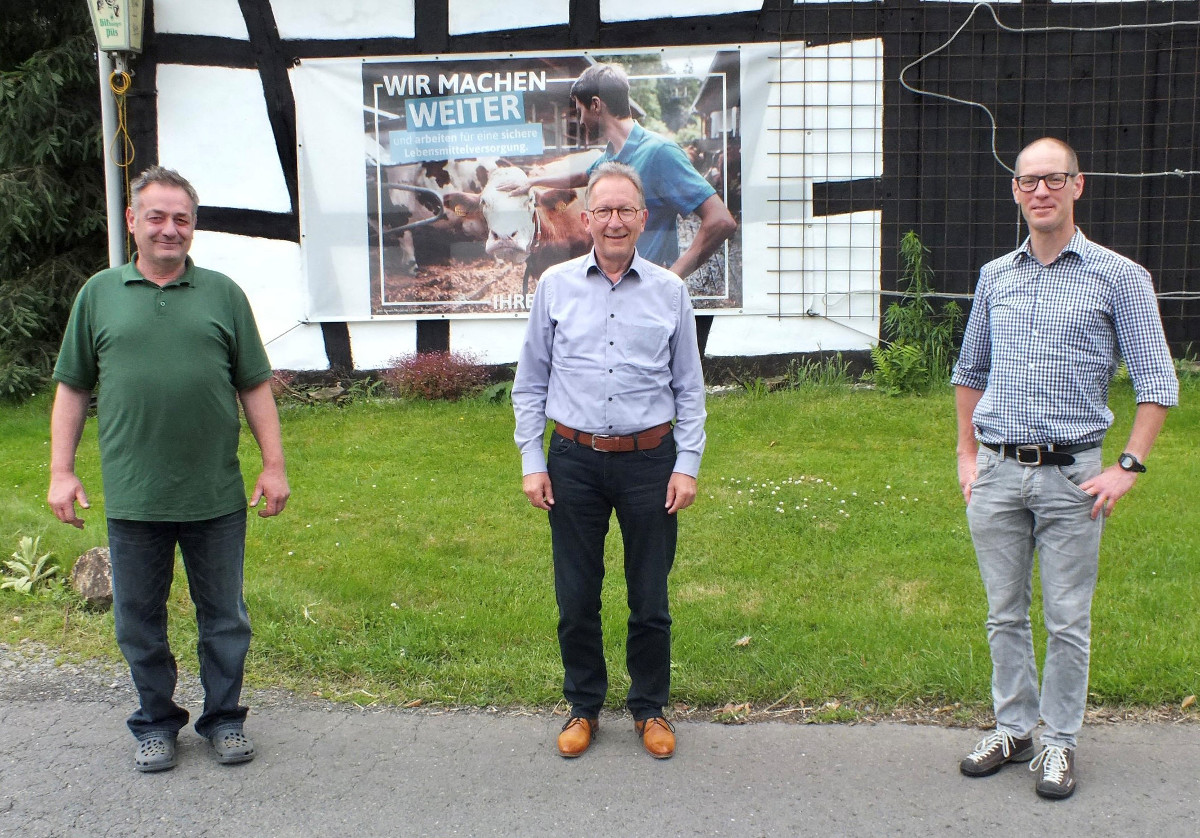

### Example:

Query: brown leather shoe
xmin=634 ymin=717 xmax=675 ymax=759
xmin=557 ymin=717 xmax=598 ymax=758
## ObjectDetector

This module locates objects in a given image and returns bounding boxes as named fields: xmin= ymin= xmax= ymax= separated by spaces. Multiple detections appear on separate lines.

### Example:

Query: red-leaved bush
xmin=381 ymin=352 xmax=489 ymax=401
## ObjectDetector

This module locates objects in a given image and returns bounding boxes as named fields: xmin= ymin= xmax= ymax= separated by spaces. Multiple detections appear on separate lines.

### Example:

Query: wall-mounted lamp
xmin=85 ymin=0 xmax=145 ymax=74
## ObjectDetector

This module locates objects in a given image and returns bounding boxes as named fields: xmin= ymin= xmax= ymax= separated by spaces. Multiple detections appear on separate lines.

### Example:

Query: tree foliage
xmin=0 ymin=2 xmax=106 ymax=401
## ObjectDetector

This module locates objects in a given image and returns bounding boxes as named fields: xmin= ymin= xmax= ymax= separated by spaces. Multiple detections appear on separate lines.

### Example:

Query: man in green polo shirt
xmin=48 ymin=166 xmax=289 ymax=773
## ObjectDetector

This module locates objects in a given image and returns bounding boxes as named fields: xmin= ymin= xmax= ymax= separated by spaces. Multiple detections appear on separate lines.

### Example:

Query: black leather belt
xmin=982 ymin=441 xmax=1101 ymax=467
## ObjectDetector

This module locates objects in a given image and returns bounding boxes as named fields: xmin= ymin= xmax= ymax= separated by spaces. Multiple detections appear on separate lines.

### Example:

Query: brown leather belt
xmin=554 ymin=422 xmax=672 ymax=453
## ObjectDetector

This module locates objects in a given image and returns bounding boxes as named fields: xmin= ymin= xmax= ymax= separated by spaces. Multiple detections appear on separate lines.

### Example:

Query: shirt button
xmin=610 ymin=313 xmax=615 ymax=318
xmin=160 ymin=301 xmax=166 ymax=307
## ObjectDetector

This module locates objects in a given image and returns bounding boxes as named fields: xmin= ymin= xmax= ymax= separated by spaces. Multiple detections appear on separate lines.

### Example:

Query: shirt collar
xmin=605 ymin=122 xmax=646 ymax=160
xmin=1012 ymin=228 xmax=1089 ymax=266
xmin=585 ymin=248 xmax=646 ymax=284
xmin=123 ymin=254 xmax=196 ymax=287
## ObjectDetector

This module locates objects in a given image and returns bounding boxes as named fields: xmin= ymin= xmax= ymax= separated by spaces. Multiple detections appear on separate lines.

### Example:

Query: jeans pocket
xmin=638 ymin=437 xmax=676 ymax=462
xmin=972 ymin=449 xmax=1001 ymax=487
xmin=1051 ymin=463 xmax=1100 ymax=503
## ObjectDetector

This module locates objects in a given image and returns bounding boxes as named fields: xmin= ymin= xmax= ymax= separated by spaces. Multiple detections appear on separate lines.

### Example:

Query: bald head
xmin=1015 ymin=138 xmax=1079 ymax=178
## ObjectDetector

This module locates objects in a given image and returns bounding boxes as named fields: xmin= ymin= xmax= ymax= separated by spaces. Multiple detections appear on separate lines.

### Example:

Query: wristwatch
xmin=1118 ymin=452 xmax=1147 ymax=473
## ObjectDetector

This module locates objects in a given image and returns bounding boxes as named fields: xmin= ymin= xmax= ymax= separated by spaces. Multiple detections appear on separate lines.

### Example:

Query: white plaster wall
xmin=153 ymin=0 xmax=249 ymax=39
xmin=156 ymin=65 xmax=292 ymax=213
xmin=450 ymin=318 xmax=530 ymax=365
xmin=271 ymin=0 xmax=415 ymax=40
xmin=348 ymin=321 xmax=419 ymax=369
xmin=449 ymin=0 xmax=569 ymax=34
xmin=601 ymin=0 xmax=763 ymax=21
xmin=802 ymin=40 xmax=883 ymax=184
xmin=705 ymin=313 xmax=871 ymax=357
xmin=188 ymin=232 xmax=328 ymax=370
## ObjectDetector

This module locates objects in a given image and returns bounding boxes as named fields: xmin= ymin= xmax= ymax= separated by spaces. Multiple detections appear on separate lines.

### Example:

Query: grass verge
xmin=2 ymin=378 xmax=1196 ymax=718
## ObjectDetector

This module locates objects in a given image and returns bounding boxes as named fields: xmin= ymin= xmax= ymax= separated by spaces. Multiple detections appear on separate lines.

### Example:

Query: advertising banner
xmin=361 ymin=48 xmax=742 ymax=315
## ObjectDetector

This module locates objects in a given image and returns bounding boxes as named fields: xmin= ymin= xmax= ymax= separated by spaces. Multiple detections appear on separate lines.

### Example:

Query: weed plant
xmin=1 ymin=379 xmax=1196 ymax=715
xmin=782 ymin=353 xmax=855 ymax=389
xmin=869 ymin=231 xmax=963 ymax=394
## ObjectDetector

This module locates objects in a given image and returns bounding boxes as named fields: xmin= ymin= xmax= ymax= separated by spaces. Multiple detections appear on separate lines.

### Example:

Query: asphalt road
xmin=2 ymin=648 xmax=1198 ymax=837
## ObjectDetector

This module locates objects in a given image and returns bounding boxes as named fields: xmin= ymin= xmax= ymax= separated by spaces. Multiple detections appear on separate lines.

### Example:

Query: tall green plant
xmin=0 ymin=3 xmax=107 ymax=401
xmin=868 ymin=231 xmax=963 ymax=394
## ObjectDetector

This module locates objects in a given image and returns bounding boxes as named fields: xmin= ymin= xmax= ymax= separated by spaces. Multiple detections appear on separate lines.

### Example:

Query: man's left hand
xmin=665 ymin=473 xmax=697 ymax=514
xmin=250 ymin=467 xmax=290 ymax=517
xmin=1079 ymin=464 xmax=1138 ymax=519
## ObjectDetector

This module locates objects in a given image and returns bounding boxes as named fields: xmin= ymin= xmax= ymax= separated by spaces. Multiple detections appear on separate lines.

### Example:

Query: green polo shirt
xmin=53 ymin=257 xmax=273 ymax=521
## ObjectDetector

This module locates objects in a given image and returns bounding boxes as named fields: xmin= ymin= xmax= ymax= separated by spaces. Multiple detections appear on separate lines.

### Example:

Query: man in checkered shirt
xmin=951 ymin=137 xmax=1178 ymax=800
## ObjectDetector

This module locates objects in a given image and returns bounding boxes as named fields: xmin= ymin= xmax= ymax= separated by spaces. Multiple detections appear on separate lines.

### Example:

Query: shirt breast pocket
xmin=623 ymin=323 xmax=671 ymax=369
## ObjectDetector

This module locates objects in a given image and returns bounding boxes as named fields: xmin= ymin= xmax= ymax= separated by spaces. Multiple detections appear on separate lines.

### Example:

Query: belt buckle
xmin=590 ymin=434 xmax=615 ymax=451
xmin=1015 ymin=445 xmax=1043 ymax=466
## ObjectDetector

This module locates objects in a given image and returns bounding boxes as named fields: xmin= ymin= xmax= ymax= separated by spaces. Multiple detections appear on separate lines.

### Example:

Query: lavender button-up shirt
xmin=512 ymin=249 xmax=707 ymax=477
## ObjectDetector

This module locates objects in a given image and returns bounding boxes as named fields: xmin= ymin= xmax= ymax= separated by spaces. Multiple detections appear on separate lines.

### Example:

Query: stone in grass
xmin=70 ymin=547 xmax=113 ymax=610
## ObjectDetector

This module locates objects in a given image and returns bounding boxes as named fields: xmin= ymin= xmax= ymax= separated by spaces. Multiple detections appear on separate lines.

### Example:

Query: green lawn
xmin=2 ymin=379 xmax=1196 ymax=716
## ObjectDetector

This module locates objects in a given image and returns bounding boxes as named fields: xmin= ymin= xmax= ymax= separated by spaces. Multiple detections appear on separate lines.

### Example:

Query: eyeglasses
xmin=587 ymin=206 xmax=642 ymax=222
xmin=1014 ymin=172 xmax=1076 ymax=192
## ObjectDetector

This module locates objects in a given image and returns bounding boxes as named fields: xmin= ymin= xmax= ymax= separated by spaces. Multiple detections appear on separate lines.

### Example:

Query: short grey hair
xmin=130 ymin=166 xmax=200 ymax=216
xmin=585 ymin=162 xmax=645 ymax=208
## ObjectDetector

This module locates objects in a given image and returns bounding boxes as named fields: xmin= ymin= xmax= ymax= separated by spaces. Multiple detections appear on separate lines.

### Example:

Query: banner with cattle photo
xmin=364 ymin=50 xmax=742 ymax=315
xmin=295 ymin=45 xmax=759 ymax=320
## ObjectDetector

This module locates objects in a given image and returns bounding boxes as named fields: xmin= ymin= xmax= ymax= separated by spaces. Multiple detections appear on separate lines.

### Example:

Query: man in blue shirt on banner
xmin=952 ymin=137 xmax=1177 ymax=800
xmin=512 ymin=161 xmax=706 ymax=761
xmin=508 ymin=62 xmax=735 ymax=279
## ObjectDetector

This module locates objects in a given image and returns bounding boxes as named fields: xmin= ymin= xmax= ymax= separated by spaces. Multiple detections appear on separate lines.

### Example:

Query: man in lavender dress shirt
xmin=512 ymin=162 xmax=707 ymax=761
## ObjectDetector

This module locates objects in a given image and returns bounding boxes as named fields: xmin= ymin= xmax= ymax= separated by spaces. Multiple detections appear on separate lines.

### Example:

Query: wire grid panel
xmin=768 ymin=38 xmax=882 ymax=327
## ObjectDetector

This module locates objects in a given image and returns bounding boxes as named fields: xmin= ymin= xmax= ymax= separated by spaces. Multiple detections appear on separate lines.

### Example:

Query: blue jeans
xmin=107 ymin=509 xmax=251 ymax=740
xmin=546 ymin=431 xmax=678 ymax=721
xmin=966 ymin=447 xmax=1104 ymax=749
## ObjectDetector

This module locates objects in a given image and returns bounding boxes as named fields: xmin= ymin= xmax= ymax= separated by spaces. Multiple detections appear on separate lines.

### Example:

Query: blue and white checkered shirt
xmin=952 ymin=229 xmax=1178 ymax=445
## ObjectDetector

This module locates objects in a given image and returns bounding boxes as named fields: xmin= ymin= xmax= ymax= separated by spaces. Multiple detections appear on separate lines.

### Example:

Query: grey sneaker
xmin=134 ymin=733 xmax=178 ymax=773
xmin=1030 ymin=745 xmax=1076 ymax=799
xmin=959 ymin=729 xmax=1035 ymax=777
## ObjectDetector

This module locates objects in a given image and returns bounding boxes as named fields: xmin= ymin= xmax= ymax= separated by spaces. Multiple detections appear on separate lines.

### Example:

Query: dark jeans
xmin=107 ymin=509 xmax=251 ymax=740
xmin=546 ymin=430 xmax=678 ymax=721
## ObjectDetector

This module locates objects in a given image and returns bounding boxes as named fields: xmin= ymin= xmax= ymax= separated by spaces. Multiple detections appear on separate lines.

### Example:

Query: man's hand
xmin=48 ymin=472 xmax=89 ymax=529
xmin=497 ymin=179 xmax=532 ymax=197
xmin=250 ymin=467 xmax=290 ymax=517
xmin=956 ymin=451 xmax=978 ymax=504
xmin=524 ymin=472 xmax=554 ymax=511
xmin=1079 ymin=465 xmax=1139 ymax=520
xmin=665 ymin=473 xmax=697 ymax=514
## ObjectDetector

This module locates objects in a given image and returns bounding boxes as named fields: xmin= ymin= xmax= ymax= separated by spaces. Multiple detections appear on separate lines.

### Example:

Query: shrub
xmin=382 ymin=352 xmax=489 ymax=401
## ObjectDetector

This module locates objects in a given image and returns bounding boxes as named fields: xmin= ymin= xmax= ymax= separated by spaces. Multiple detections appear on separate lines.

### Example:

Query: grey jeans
xmin=966 ymin=446 xmax=1104 ymax=749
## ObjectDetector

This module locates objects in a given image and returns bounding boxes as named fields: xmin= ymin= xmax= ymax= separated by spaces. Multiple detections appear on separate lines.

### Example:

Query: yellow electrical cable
xmin=108 ymin=70 xmax=135 ymax=257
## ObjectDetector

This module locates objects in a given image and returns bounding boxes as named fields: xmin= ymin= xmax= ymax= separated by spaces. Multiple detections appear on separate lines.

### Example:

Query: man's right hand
xmin=497 ymin=180 xmax=532 ymax=197
xmin=523 ymin=472 xmax=554 ymax=511
xmin=956 ymin=451 xmax=978 ymax=505
xmin=48 ymin=473 xmax=89 ymax=529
